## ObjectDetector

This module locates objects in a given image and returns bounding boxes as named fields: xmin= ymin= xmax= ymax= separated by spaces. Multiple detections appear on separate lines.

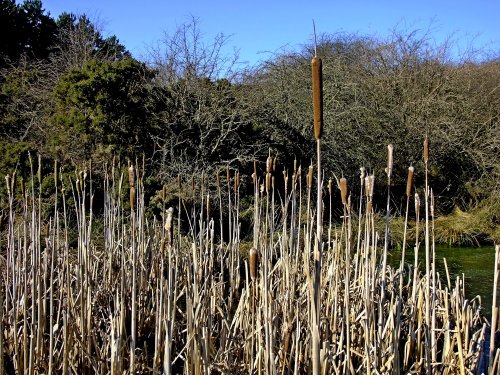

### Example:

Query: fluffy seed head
xmin=386 ymin=144 xmax=394 ymax=177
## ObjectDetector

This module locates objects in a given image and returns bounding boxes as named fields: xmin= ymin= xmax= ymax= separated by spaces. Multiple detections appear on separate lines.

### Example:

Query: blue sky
xmin=40 ymin=0 xmax=499 ymax=66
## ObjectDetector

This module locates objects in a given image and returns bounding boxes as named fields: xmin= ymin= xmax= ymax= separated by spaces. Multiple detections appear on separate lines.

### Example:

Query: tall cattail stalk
xmin=311 ymin=25 xmax=323 ymax=374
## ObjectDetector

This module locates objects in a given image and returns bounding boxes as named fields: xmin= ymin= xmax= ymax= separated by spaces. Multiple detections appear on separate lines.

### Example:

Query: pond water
xmin=388 ymin=245 xmax=498 ymax=319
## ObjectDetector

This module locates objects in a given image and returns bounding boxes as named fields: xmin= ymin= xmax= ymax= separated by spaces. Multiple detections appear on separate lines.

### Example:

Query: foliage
xmin=0 ymin=3 xmax=499 ymax=244
xmin=48 ymin=58 xmax=154 ymax=167
xmin=0 ymin=0 xmax=58 ymax=66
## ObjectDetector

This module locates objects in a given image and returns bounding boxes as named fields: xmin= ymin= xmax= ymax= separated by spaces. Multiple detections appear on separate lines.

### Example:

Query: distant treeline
xmin=1 ymin=1 xmax=499 ymax=234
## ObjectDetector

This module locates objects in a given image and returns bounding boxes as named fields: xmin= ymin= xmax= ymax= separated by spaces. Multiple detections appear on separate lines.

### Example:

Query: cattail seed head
xmin=312 ymin=56 xmax=323 ymax=140
xmin=328 ymin=179 xmax=332 ymax=195
xmin=249 ymin=247 xmax=259 ymax=280
xmin=339 ymin=177 xmax=348 ymax=205
xmin=368 ymin=175 xmax=375 ymax=197
xmin=406 ymin=166 xmax=414 ymax=197
xmin=11 ymin=171 xmax=16 ymax=194
xmin=360 ymin=167 xmax=366 ymax=181
xmin=386 ymin=144 xmax=393 ymax=178
xmin=365 ymin=175 xmax=375 ymax=198
xmin=128 ymin=165 xmax=135 ymax=211
xmin=234 ymin=171 xmax=240 ymax=193
xmin=165 ymin=207 xmax=174 ymax=244
xmin=307 ymin=164 xmax=314 ymax=188
xmin=266 ymin=156 xmax=272 ymax=174
xmin=5 ymin=175 xmax=11 ymax=196
xmin=415 ymin=193 xmax=421 ymax=212
xmin=165 ymin=207 xmax=174 ymax=232
xmin=424 ymin=138 xmax=429 ymax=163
xmin=54 ymin=160 xmax=58 ymax=189
xmin=128 ymin=165 xmax=135 ymax=188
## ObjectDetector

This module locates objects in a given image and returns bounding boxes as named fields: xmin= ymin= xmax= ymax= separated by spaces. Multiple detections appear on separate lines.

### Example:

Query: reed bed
xmin=0 ymin=147 xmax=494 ymax=374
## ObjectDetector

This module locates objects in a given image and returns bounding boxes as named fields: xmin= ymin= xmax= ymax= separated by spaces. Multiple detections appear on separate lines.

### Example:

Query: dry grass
xmin=0 ymin=151 xmax=494 ymax=374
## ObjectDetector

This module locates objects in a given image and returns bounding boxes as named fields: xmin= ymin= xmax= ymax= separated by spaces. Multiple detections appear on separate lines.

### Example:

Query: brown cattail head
xmin=128 ymin=165 xmax=135 ymax=188
xmin=307 ymin=164 xmax=314 ymax=188
xmin=424 ymin=138 xmax=429 ymax=163
xmin=128 ymin=165 xmax=135 ymax=211
xmin=312 ymin=56 xmax=323 ymax=140
xmin=54 ymin=160 xmax=58 ymax=189
xmin=406 ymin=166 xmax=415 ymax=197
xmin=386 ymin=144 xmax=394 ymax=178
xmin=266 ymin=156 xmax=272 ymax=174
xmin=328 ymin=178 xmax=332 ymax=195
xmin=234 ymin=171 xmax=240 ymax=193
xmin=226 ymin=165 xmax=230 ymax=184
xmin=249 ymin=247 xmax=259 ymax=280
xmin=339 ymin=177 xmax=348 ymax=205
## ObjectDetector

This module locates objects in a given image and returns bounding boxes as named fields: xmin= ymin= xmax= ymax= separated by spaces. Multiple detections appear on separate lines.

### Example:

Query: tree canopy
xmin=0 ymin=1 xmax=499 ymax=233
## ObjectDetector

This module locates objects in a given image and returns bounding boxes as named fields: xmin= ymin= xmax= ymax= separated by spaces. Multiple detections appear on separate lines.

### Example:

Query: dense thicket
xmin=0 ymin=1 xmax=499 ymax=240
